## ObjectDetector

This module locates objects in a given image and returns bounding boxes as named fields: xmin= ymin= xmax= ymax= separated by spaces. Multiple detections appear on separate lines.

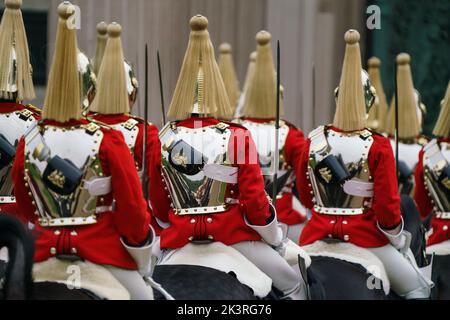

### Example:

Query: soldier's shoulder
xmin=25 ymin=104 xmax=42 ymax=114
xmin=222 ymin=120 xmax=249 ymax=131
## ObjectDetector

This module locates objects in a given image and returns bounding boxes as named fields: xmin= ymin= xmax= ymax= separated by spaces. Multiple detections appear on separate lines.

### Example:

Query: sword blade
xmin=157 ymin=50 xmax=166 ymax=126
xmin=142 ymin=44 xmax=149 ymax=199
xmin=272 ymin=40 xmax=281 ymax=205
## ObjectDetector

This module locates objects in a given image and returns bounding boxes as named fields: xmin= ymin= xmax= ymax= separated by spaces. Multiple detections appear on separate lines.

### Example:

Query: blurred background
xmin=1 ymin=0 xmax=449 ymax=134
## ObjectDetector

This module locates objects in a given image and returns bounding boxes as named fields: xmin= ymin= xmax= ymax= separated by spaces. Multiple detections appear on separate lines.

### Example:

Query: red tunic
xmin=0 ymin=102 xmax=40 ymax=217
xmin=12 ymin=119 xmax=151 ymax=269
xmin=414 ymin=137 xmax=450 ymax=246
xmin=298 ymin=126 xmax=402 ymax=247
xmin=90 ymin=113 xmax=163 ymax=235
xmin=149 ymin=117 xmax=272 ymax=249
xmin=239 ymin=117 xmax=307 ymax=226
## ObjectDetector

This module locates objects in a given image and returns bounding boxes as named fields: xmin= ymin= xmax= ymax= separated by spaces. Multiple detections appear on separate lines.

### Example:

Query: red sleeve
xmin=11 ymin=138 xmax=38 ymax=223
xmin=368 ymin=135 xmax=402 ymax=229
xmin=100 ymin=129 xmax=151 ymax=245
xmin=229 ymin=127 xmax=271 ymax=226
xmin=148 ymin=132 xmax=171 ymax=224
xmin=414 ymin=149 xmax=433 ymax=219
xmin=295 ymin=139 xmax=314 ymax=209
xmin=284 ymin=126 xmax=306 ymax=171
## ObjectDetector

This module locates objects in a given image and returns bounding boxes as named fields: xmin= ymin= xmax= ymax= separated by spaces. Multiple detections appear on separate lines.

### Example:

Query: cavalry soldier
xmin=386 ymin=53 xmax=428 ymax=195
xmin=149 ymin=14 xmax=305 ymax=299
xmin=218 ymin=42 xmax=240 ymax=116
xmin=235 ymin=31 xmax=307 ymax=242
xmin=235 ymin=51 xmax=256 ymax=119
xmin=11 ymin=2 xmax=154 ymax=299
xmin=297 ymin=30 xmax=432 ymax=299
xmin=367 ymin=57 xmax=389 ymax=133
xmin=89 ymin=22 xmax=162 ymax=235
xmin=0 ymin=0 xmax=40 ymax=216
xmin=414 ymin=81 xmax=450 ymax=248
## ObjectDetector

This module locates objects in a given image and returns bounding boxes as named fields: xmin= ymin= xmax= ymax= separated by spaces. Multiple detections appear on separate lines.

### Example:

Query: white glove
xmin=377 ymin=217 xmax=411 ymax=254
xmin=245 ymin=204 xmax=283 ymax=247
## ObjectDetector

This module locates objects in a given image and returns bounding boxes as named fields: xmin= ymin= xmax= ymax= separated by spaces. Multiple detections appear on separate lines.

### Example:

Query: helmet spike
xmin=90 ymin=22 xmax=129 ymax=115
xmin=167 ymin=14 xmax=232 ymax=121
xmin=42 ymin=1 xmax=81 ymax=122
xmin=0 ymin=0 xmax=35 ymax=101
xmin=332 ymin=29 xmax=366 ymax=131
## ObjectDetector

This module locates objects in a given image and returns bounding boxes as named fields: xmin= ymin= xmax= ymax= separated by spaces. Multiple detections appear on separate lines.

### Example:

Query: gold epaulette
xmin=127 ymin=113 xmax=153 ymax=126
xmin=25 ymin=104 xmax=42 ymax=114
xmin=417 ymin=135 xmax=429 ymax=147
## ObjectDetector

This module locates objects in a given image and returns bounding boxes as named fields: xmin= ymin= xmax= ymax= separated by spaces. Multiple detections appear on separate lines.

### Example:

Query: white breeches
xmin=106 ymin=266 xmax=154 ymax=300
xmin=367 ymin=245 xmax=432 ymax=299
xmin=232 ymin=241 xmax=306 ymax=299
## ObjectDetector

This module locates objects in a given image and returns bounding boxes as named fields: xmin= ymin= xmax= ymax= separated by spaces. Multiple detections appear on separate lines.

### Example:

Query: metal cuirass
xmin=390 ymin=139 xmax=423 ymax=195
xmin=0 ymin=109 xmax=38 ymax=203
xmin=308 ymin=126 xmax=374 ymax=215
xmin=24 ymin=123 xmax=107 ymax=227
xmin=159 ymin=121 xmax=237 ymax=215
xmin=423 ymin=139 xmax=450 ymax=218
xmin=110 ymin=118 xmax=140 ymax=157
xmin=237 ymin=119 xmax=293 ymax=195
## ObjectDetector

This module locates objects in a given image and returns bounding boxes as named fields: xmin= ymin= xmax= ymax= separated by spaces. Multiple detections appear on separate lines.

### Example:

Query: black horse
xmin=306 ymin=255 xmax=392 ymax=299
xmin=429 ymin=254 xmax=450 ymax=300
xmin=152 ymin=264 xmax=258 ymax=300
xmin=0 ymin=214 xmax=100 ymax=300
xmin=305 ymin=195 xmax=427 ymax=300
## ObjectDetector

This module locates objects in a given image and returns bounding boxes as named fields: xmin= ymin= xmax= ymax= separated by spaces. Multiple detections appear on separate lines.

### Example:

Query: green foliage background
xmin=367 ymin=0 xmax=449 ymax=135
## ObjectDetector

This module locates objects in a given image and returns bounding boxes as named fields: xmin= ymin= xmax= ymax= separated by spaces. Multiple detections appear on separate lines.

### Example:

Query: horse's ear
xmin=297 ymin=255 xmax=310 ymax=299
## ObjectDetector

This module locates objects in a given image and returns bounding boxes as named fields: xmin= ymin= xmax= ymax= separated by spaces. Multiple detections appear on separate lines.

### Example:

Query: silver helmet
xmin=77 ymin=50 xmax=96 ymax=112
xmin=0 ymin=47 xmax=18 ymax=99
xmin=124 ymin=60 xmax=139 ymax=109
xmin=413 ymin=89 xmax=427 ymax=128
xmin=334 ymin=69 xmax=376 ymax=113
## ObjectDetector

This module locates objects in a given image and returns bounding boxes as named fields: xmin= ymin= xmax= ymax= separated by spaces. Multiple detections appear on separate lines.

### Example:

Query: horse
xmin=152 ymin=264 xmax=257 ymax=300
xmin=152 ymin=242 xmax=276 ymax=300
xmin=0 ymin=214 xmax=101 ymax=300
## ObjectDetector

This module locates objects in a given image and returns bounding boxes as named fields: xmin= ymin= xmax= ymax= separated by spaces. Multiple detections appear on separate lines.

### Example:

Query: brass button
xmin=50 ymin=247 xmax=57 ymax=255
xmin=207 ymin=235 xmax=214 ymax=240
xmin=54 ymin=230 xmax=61 ymax=235
xmin=188 ymin=236 xmax=194 ymax=241
xmin=443 ymin=225 xmax=448 ymax=231
xmin=70 ymin=230 xmax=78 ymax=236
xmin=71 ymin=248 xmax=77 ymax=254
xmin=207 ymin=218 xmax=212 ymax=223
xmin=190 ymin=218 xmax=196 ymax=224
xmin=342 ymin=220 xmax=348 ymax=225
xmin=343 ymin=235 xmax=350 ymax=241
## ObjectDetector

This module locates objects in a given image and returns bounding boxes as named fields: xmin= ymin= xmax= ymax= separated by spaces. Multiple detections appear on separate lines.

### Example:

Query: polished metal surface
xmin=0 ymin=110 xmax=37 ymax=201
xmin=308 ymin=126 xmax=374 ymax=213
xmin=24 ymin=124 xmax=106 ymax=226
xmin=78 ymin=51 xmax=96 ymax=111
xmin=237 ymin=119 xmax=293 ymax=193
xmin=159 ymin=122 xmax=235 ymax=214
xmin=423 ymin=140 xmax=450 ymax=217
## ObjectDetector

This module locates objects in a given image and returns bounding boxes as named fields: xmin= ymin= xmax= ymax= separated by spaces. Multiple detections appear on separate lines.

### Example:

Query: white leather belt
xmin=203 ymin=164 xmax=238 ymax=184
xmin=0 ymin=196 xmax=15 ymax=204
xmin=314 ymin=205 xmax=365 ymax=215
xmin=83 ymin=176 xmax=112 ymax=196
xmin=343 ymin=179 xmax=374 ymax=197
xmin=436 ymin=212 xmax=450 ymax=219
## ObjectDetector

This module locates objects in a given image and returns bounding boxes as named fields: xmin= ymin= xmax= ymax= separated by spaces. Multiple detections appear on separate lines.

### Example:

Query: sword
xmin=394 ymin=60 xmax=399 ymax=178
xmin=157 ymin=50 xmax=166 ymax=126
xmin=272 ymin=40 xmax=281 ymax=205
xmin=142 ymin=44 xmax=149 ymax=200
